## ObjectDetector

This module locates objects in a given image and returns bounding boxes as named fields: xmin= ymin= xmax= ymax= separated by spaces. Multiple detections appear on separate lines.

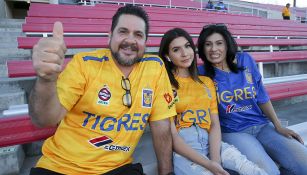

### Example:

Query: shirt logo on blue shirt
xmin=226 ymin=104 xmax=253 ymax=113
xmin=245 ymin=69 xmax=253 ymax=84
xmin=142 ymin=88 xmax=153 ymax=108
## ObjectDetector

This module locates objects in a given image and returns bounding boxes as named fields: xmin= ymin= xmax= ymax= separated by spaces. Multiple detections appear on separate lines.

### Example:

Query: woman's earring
xmin=166 ymin=56 xmax=171 ymax=62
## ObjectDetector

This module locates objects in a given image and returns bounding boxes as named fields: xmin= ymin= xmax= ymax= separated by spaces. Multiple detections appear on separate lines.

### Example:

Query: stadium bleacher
xmin=1 ymin=1 xmax=307 ymax=175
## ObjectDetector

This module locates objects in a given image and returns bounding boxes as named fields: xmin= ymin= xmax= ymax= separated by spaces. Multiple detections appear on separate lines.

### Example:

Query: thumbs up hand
xmin=32 ymin=21 xmax=67 ymax=82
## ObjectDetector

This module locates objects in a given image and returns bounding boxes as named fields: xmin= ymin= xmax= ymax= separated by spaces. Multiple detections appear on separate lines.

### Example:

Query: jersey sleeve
xmin=149 ymin=63 xmax=177 ymax=122
xmin=57 ymin=54 xmax=87 ymax=111
xmin=244 ymin=53 xmax=270 ymax=104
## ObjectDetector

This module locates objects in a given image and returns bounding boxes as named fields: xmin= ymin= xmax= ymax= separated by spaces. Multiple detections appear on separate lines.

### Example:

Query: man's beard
xmin=110 ymin=42 xmax=142 ymax=66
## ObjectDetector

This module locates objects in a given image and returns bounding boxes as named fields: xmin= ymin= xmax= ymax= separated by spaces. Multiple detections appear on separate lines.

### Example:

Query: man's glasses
xmin=121 ymin=76 xmax=132 ymax=108
xmin=203 ymin=23 xmax=228 ymax=30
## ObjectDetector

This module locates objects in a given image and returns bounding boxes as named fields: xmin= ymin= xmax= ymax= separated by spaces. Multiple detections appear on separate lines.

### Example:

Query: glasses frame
xmin=121 ymin=76 xmax=132 ymax=108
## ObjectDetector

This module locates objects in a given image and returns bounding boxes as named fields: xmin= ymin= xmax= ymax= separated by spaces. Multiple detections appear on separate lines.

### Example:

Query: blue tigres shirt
xmin=198 ymin=52 xmax=270 ymax=133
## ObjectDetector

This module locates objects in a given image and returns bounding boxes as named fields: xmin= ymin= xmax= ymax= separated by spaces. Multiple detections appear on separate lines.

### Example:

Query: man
xmin=282 ymin=3 xmax=291 ymax=20
xmin=205 ymin=0 xmax=214 ymax=10
xmin=29 ymin=5 xmax=176 ymax=175
xmin=215 ymin=1 xmax=227 ymax=11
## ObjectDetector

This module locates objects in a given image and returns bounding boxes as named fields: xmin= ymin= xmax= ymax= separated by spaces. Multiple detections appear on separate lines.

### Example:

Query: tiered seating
xmin=2 ymin=1 xmax=307 ymax=165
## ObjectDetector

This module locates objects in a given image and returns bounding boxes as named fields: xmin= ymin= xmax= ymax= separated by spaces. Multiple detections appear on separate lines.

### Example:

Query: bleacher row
xmin=1 ymin=2 xmax=307 ymax=174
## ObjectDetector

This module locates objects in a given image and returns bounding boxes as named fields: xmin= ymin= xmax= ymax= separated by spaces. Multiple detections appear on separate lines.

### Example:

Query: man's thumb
xmin=53 ymin=21 xmax=64 ymax=40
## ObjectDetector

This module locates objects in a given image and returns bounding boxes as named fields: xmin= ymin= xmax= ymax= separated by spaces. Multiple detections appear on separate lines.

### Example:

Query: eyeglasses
xmin=203 ymin=23 xmax=227 ymax=30
xmin=121 ymin=76 xmax=132 ymax=108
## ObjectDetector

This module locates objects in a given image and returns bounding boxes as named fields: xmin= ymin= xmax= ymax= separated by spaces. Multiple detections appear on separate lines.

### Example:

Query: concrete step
xmin=0 ymin=42 xmax=18 ymax=49
xmin=0 ymin=19 xmax=24 ymax=29
xmin=0 ymin=77 xmax=35 ymax=97
xmin=0 ymin=31 xmax=24 ymax=37
xmin=0 ymin=28 xmax=22 ymax=32
xmin=0 ymin=145 xmax=25 ymax=175
xmin=0 ymin=91 xmax=26 ymax=112
xmin=0 ymin=64 xmax=7 ymax=78
xmin=0 ymin=36 xmax=19 ymax=42
xmin=0 ymin=48 xmax=31 ymax=60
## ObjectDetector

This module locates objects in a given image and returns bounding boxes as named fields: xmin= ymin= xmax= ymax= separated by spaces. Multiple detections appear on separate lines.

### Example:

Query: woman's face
xmin=168 ymin=36 xmax=194 ymax=69
xmin=203 ymin=33 xmax=227 ymax=66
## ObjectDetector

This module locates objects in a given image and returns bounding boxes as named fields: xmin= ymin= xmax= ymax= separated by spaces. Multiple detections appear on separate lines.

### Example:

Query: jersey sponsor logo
xmin=82 ymin=111 xmax=149 ymax=132
xmin=104 ymin=145 xmax=130 ymax=152
xmin=89 ymin=136 xmax=131 ymax=152
xmin=89 ymin=135 xmax=113 ymax=147
xmin=225 ymin=104 xmax=253 ymax=113
xmin=164 ymin=93 xmax=177 ymax=109
xmin=245 ymin=68 xmax=253 ymax=84
xmin=97 ymin=85 xmax=111 ymax=106
xmin=172 ymin=89 xmax=179 ymax=102
xmin=142 ymin=88 xmax=153 ymax=108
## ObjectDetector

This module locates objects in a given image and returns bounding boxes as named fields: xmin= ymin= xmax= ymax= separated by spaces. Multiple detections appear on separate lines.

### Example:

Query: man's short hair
xmin=111 ymin=5 xmax=149 ymax=39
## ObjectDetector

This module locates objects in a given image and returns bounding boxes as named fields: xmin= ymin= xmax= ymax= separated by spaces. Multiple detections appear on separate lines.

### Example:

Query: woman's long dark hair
xmin=197 ymin=24 xmax=242 ymax=79
xmin=159 ymin=28 xmax=201 ymax=89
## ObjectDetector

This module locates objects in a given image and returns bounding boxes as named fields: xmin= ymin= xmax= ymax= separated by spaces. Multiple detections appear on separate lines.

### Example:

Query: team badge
xmin=245 ymin=68 xmax=253 ymax=84
xmin=172 ymin=89 xmax=179 ymax=102
xmin=97 ymin=85 xmax=111 ymax=106
xmin=142 ymin=88 xmax=153 ymax=108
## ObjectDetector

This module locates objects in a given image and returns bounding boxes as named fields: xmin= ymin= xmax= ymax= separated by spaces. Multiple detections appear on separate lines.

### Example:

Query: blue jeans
xmin=222 ymin=123 xmax=307 ymax=175
xmin=174 ymin=125 xmax=267 ymax=175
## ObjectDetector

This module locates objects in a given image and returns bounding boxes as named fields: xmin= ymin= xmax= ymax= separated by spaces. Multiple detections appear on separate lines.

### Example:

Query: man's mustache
xmin=120 ymin=42 xmax=138 ymax=51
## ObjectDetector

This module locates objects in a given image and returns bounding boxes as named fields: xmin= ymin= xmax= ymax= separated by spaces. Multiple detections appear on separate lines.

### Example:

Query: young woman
xmin=197 ymin=24 xmax=307 ymax=175
xmin=159 ymin=28 xmax=267 ymax=175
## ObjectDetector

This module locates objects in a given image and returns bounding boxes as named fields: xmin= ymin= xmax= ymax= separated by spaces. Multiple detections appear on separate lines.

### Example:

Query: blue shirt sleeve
xmin=242 ymin=53 xmax=270 ymax=104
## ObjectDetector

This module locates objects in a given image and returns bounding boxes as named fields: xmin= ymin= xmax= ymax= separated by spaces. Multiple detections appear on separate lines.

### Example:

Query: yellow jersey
xmin=173 ymin=76 xmax=218 ymax=131
xmin=282 ymin=7 xmax=290 ymax=17
xmin=36 ymin=49 xmax=176 ymax=174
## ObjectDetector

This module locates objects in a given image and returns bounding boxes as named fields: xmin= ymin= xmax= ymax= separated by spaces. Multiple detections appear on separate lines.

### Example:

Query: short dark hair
xmin=111 ymin=5 xmax=149 ymax=39
xmin=197 ymin=24 xmax=241 ymax=79
xmin=159 ymin=28 xmax=202 ymax=89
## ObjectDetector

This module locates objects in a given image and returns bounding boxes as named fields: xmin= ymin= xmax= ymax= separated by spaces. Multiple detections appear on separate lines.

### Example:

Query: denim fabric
xmin=173 ymin=125 xmax=267 ymax=175
xmin=174 ymin=125 xmax=211 ymax=175
xmin=222 ymin=123 xmax=307 ymax=175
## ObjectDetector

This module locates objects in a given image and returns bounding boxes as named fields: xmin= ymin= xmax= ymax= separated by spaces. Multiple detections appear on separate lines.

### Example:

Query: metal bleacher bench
xmin=1 ymin=2 xmax=307 ymax=174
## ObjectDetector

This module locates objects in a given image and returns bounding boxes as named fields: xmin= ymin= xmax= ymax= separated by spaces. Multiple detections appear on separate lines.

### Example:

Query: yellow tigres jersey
xmin=36 ymin=49 xmax=176 ymax=174
xmin=173 ymin=76 xmax=218 ymax=131
xmin=282 ymin=7 xmax=291 ymax=17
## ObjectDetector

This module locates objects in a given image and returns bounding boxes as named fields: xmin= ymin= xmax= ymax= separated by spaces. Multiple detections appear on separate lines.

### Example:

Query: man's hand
xmin=32 ymin=21 xmax=67 ymax=82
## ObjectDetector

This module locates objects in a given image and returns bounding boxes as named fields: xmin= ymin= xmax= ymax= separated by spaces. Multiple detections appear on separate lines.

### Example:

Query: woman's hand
xmin=276 ymin=126 xmax=304 ymax=144
xmin=207 ymin=161 xmax=230 ymax=175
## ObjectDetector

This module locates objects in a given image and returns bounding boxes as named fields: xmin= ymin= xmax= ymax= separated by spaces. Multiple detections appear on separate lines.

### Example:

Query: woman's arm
xmin=259 ymin=101 xmax=304 ymax=144
xmin=171 ymin=120 xmax=229 ymax=175
xmin=208 ymin=114 xmax=222 ymax=163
